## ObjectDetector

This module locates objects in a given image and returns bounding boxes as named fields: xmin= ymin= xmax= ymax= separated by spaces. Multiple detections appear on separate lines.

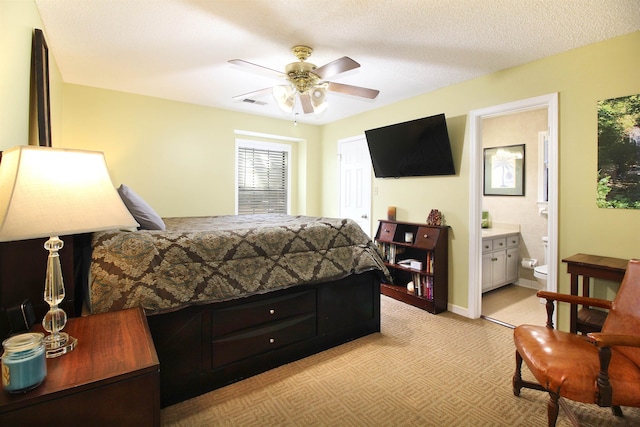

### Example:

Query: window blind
xmin=237 ymin=146 xmax=288 ymax=214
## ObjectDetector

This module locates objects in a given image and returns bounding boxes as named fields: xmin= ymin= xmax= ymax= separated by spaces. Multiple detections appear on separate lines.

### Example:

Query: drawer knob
xmin=423 ymin=234 xmax=428 ymax=238
xmin=269 ymin=309 xmax=275 ymax=315
xmin=269 ymin=338 xmax=275 ymax=344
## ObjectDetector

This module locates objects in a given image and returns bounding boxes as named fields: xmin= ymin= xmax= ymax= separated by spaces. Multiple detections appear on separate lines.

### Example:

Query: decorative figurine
xmin=426 ymin=209 xmax=443 ymax=226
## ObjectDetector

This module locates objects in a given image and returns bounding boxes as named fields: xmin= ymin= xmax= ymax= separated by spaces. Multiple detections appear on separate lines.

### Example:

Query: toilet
xmin=533 ymin=236 xmax=549 ymax=289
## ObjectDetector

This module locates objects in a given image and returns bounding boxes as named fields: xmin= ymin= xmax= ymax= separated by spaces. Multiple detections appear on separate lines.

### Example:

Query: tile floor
xmin=481 ymin=284 xmax=547 ymax=327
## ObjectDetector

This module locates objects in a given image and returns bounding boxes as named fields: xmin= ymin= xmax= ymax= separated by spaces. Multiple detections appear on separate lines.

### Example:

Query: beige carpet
xmin=161 ymin=296 xmax=640 ymax=426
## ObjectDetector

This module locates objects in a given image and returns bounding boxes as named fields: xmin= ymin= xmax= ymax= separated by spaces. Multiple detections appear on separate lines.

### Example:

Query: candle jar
xmin=2 ymin=332 xmax=47 ymax=393
xmin=387 ymin=206 xmax=396 ymax=221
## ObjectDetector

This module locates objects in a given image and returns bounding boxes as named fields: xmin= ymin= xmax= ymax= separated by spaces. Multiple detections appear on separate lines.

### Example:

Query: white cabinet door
xmin=492 ymin=250 xmax=507 ymax=286
xmin=482 ymin=234 xmax=520 ymax=293
xmin=506 ymin=247 xmax=519 ymax=283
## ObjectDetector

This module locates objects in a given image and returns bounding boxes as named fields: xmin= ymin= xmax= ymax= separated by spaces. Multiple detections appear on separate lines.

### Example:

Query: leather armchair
xmin=513 ymin=259 xmax=640 ymax=426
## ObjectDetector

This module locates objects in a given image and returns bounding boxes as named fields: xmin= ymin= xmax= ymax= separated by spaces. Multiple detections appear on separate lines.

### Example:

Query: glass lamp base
xmin=44 ymin=332 xmax=77 ymax=358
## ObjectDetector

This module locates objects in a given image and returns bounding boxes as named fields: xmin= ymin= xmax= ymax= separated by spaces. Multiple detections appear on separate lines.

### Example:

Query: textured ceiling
xmin=34 ymin=0 xmax=640 ymax=124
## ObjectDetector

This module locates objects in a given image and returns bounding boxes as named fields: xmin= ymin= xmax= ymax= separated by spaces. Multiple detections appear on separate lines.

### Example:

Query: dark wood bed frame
xmin=0 ymin=235 xmax=381 ymax=408
xmin=149 ymin=271 xmax=380 ymax=407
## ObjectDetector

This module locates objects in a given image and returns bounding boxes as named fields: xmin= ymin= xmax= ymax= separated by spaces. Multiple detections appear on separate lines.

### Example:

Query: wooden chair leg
xmin=612 ymin=405 xmax=623 ymax=417
xmin=513 ymin=350 xmax=523 ymax=396
xmin=558 ymin=398 xmax=580 ymax=427
xmin=548 ymin=391 xmax=560 ymax=427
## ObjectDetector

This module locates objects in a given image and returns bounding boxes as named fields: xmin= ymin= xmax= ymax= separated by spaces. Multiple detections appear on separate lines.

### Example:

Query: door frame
xmin=468 ymin=93 xmax=559 ymax=319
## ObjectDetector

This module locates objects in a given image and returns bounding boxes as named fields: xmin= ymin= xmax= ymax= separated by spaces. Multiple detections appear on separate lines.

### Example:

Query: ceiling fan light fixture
xmin=231 ymin=45 xmax=378 ymax=117
xmin=310 ymin=86 xmax=328 ymax=113
xmin=273 ymin=85 xmax=295 ymax=113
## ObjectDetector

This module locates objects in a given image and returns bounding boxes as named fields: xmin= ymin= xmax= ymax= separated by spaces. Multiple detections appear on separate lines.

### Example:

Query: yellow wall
xmin=0 ymin=0 xmax=62 ymax=150
xmin=2 ymin=1 xmax=639 ymax=324
xmin=321 ymin=31 xmax=640 ymax=316
xmin=61 ymin=84 xmax=323 ymax=217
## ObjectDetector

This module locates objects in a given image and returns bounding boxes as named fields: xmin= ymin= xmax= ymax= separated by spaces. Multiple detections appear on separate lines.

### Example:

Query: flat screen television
xmin=364 ymin=113 xmax=455 ymax=178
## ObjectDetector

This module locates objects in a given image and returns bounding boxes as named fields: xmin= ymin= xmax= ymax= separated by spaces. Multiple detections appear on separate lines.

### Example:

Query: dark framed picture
xmin=483 ymin=144 xmax=525 ymax=196
xmin=33 ymin=28 xmax=52 ymax=147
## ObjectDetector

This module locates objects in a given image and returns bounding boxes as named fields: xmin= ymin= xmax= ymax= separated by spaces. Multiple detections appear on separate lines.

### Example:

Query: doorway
xmin=338 ymin=135 xmax=372 ymax=236
xmin=480 ymin=109 xmax=549 ymax=326
xmin=468 ymin=94 xmax=559 ymax=323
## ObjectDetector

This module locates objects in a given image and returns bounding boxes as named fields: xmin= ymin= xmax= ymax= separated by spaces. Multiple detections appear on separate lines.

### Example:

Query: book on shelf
xmin=423 ymin=276 xmax=434 ymax=300
xmin=425 ymin=252 xmax=434 ymax=273
xmin=412 ymin=272 xmax=422 ymax=296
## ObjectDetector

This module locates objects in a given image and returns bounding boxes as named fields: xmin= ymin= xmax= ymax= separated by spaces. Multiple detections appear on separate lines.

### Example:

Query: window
xmin=236 ymin=140 xmax=290 ymax=215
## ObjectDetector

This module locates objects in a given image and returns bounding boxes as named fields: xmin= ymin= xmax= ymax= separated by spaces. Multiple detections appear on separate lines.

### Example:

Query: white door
xmin=338 ymin=136 xmax=372 ymax=236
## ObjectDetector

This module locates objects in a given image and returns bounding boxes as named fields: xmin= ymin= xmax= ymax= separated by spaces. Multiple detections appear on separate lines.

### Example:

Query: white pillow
xmin=117 ymin=184 xmax=166 ymax=230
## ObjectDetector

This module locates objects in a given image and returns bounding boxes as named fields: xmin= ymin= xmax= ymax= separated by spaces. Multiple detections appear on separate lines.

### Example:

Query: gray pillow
xmin=117 ymin=184 xmax=166 ymax=230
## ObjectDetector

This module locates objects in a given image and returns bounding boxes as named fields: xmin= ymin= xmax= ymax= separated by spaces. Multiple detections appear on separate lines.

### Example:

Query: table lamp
xmin=0 ymin=146 xmax=138 ymax=357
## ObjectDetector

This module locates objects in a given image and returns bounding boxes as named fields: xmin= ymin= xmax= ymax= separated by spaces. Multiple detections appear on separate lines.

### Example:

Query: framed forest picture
xmin=597 ymin=94 xmax=640 ymax=209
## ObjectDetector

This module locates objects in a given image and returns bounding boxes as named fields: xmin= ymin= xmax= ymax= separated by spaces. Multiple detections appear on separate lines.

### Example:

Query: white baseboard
xmin=448 ymin=303 xmax=471 ymax=318
xmin=516 ymin=278 xmax=542 ymax=290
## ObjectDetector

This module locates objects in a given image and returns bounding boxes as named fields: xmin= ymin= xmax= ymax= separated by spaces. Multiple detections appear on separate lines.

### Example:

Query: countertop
xmin=481 ymin=228 xmax=520 ymax=238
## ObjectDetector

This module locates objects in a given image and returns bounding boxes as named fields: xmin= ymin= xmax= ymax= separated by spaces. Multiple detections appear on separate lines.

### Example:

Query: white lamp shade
xmin=273 ymin=85 xmax=295 ymax=113
xmin=310 ymin=87 xmax=328 ymax=113
xmin=0 ymin=145 xmax=138 ymax=241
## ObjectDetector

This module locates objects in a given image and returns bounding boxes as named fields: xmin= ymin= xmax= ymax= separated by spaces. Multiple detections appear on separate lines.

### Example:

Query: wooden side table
xmin=0 ymin=307 xmax=160 ymax=426
xmin=562 ymin=253 xmax=628 ymax=334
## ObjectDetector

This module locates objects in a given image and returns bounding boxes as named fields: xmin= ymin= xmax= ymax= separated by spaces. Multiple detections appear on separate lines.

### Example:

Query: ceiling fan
xmin=229 ymin=45 xmax=379 ymax=115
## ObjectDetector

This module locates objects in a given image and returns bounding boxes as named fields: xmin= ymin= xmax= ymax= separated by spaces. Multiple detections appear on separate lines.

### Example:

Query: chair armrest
xmin=537 ymin=291 xmax=613 ymax=310
xmin=585 ymin=332 xmax=640 ymax=407
xmin=587 ymin=333 xmax=640 ymax=348
xmin=536 ymin=291 xmax=612 ymax=330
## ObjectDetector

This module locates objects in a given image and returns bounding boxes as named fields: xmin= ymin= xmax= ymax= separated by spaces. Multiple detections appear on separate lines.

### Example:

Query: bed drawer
xmin=211 ymin=290 xmax=316 ymax=336
xmin=211 ymin=314 xmax=316 ymax=368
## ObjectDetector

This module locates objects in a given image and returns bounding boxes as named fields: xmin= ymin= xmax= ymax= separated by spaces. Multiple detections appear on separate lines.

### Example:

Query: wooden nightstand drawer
xmin=211 ymin=290 xmax=316 ymax=336
xmin=0 ymin=308 xmax=160 ymax=426
xmin=211 ymin=314 xmax=316 ymax=368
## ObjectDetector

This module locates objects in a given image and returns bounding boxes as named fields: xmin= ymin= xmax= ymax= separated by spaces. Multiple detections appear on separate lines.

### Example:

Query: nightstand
xmin=0 ymin=307 xmax=160 ymax=426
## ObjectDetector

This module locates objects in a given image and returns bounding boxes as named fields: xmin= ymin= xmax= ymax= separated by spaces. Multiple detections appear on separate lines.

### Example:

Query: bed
xmin=79 ymin=214 xmax=387 ymax=407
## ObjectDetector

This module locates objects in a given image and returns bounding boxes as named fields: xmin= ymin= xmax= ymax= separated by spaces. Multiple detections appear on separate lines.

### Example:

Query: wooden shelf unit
xmin=375 ymin=220 xmax=449 ymax=313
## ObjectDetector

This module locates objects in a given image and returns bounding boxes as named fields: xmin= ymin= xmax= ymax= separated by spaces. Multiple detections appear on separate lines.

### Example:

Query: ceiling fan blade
xmin=228 ymin=59 xmax=284 ymax=79
xmin=232 ymin=87 xmax=274 ymax=101
xmin=313 ymin=56 xmax=360 ymax=79
xmin=326 ymin=82 xmax=380 ymax=99
xmin=299 ymin=93 xmax=314 ymax=114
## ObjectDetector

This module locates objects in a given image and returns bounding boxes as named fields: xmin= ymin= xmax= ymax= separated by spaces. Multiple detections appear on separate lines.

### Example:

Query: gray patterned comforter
xmin=88 ymin=214 xmax=388 ymax=314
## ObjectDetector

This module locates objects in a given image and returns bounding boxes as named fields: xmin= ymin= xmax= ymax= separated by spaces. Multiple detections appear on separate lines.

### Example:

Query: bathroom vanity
xmin=482 ymin=230 xmax=520 ymax=293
